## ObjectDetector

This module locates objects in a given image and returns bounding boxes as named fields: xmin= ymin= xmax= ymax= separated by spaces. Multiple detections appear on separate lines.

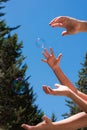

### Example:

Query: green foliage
xmin=51 ymin=113 xmax=57 ymax=122
xmin=76 ymin=53 xmax=87 ymax=94
xmin=62 ymin=52 xmax=87 ymax=130
xmin=0 ymin=1 xmax=43 ymax=130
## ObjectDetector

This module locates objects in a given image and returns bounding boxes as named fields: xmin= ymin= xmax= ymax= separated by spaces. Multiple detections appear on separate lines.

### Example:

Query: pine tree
xmin=76 ymin=53 xmax=87 ymax=94
xmin=51 ymin=113 xmax=57 ymax=122
xmin=62 ymin=53 xmax=87 ymax=130
xmin=0 ymin=1 xmax=43 ymax=130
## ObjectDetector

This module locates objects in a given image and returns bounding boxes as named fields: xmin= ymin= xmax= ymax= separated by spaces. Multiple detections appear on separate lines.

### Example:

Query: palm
xmin=47 ymin=55 xmax=58 ymax=68
xmin=49 ymin=16 xmax=80 ymax=36
xmin=43 ymin=84 xmax=69 ymax=96
xmin=42 ymin=48 xmax=62 ymax=68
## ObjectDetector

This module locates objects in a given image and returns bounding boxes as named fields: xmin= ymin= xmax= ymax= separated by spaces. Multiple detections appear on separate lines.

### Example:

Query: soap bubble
xmin=35 ymin=37 xmax=46 ymax=49
xmin=11 ymin=77 xmax=27 ymax=95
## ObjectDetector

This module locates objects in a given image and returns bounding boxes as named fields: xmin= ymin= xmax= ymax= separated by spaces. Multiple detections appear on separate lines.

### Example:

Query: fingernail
xmin=49 ymin=22 xmax=51 ymax=25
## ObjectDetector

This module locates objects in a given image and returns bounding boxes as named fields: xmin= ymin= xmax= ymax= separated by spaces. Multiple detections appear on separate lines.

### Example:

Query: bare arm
xmin=53 ymin=66 xmax=77 ymax=93
xmin=49 ymin=16 xmax=87 ymax=36
xmin=79 ymin=20 xmax=87 ymax=32
xmin=53 ymin=65 xmax=87 ymax=102
xmin=69 ymin=88 xmax=87 ymax=113
xmin=42 ymin=48 xmax=77 ymax=93
xmin=43 ymin=84 xmax=87 ymax=113
xmin=77 ymin=91 xmax=87 ymax=102
xmin=21 ymin=112 xmax=87 ymax=130
xmin=42 ymin=48 xmax=87 ymax=102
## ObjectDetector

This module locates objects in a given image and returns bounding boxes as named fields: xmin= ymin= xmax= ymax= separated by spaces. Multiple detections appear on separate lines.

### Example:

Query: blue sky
xmin=3 ymin=0 xmax=87 ymax=120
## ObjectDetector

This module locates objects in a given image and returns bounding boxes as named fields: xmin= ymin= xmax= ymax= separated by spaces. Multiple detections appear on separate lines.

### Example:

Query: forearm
xmin=79 ymin=20 xmax=87 ymax=32
xmin=54 ymin=112 xmax=87 ymax=130
xmin=52 ymin=65 xmax=87 ymax=103
xmin=77 ymin=90 xmax=87 ymax=102
xmin=53 ymin=66 xmax=77 ymax=93
xmin=69 ymin=90 xmax=87 ymax=113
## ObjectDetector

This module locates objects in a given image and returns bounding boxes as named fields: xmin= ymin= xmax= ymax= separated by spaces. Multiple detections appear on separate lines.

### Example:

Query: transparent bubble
xmin=35 ymin=37 xmax=46 ymax=49
xmin=11 ymin=77 xmax=27 ymax=95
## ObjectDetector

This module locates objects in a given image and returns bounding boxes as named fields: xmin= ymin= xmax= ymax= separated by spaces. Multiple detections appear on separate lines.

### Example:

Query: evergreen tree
xmin=51 ymin=113 xmax=57 ymax=122
xmin=0 ymin=1 xmax=43 ymax=130
xmin=62 ymin=53 xmax=87 ymax=130
xmin=76 ymin=53 xmax=87 ymax=93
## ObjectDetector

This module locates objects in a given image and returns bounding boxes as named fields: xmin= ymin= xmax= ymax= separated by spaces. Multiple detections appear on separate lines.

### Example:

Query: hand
xmin=49 ymin=16 xmax=81 ymax=36
xmin=42 ymin=48 xmax=62 ymax=70
xmin=21 ymin=115 xmax=53 ymax=130
xmin=43 ymin=84 xmax=70 ymax=97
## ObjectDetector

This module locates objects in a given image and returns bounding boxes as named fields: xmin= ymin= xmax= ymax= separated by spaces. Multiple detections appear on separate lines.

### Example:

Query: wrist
xmin=52 ymin=65 xmax=60 ymax=71
xmin=78 ymin=20 xmax=87 ymax=32
xmin=68 ymin=89 xmax=76 ymax=99
xmin=64 ymin=88 xmax=72 ymax=98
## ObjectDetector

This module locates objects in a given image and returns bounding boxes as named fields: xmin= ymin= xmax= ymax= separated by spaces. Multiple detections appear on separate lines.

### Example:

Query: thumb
xmin=21 ymin=124 xmax=33 ymax=130
xmin=54 ymin=83 xmax=60 ymax=88
xmin=42 ymin=115 xmax=52 ymax=124
xmin=62 ymin=31 xmax=69 ymax=36
xmin=57 ymin=53 xmax=62 ymax=62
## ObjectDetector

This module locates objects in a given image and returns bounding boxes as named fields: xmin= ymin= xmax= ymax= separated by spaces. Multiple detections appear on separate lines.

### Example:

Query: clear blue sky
xmin=3 ymin=0 xmax=87 ymax=120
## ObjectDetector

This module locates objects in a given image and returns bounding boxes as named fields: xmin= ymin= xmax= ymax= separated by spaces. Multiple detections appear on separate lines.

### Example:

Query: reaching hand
xmin=43 ymin=84 xmax=70 ymax=97
xmin=42 ymin=48 xmax=62 ymax=70
xmin=49 ymin=16 xmax=81 ymax=36
xmin=21 ymin=115 xmax=53 ymax=130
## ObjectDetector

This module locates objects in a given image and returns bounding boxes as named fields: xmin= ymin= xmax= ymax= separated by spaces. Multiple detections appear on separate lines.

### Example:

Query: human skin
xmin=49 ymin=16 xmax=87 ymax=36
xmin=21 ymin=48 xmax=87 ymax=130
xmin=43 ymin=83 xmax=87 ymax=113
xmin=42 ymin=47 xmax=77 ymax=93
xmin=21 ymin=112 xmax=87 ymax=130
xmin=42 ymin=48 xmax=87 ymax=103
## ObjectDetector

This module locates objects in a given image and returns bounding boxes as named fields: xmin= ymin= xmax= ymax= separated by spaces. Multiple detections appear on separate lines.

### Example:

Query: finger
xmin=49 ymin=16 xmax=66 ymax=24
xmin=50 ymin=47 xmax=54 ymax=56
xmin=43 ymin=86 xmax=54 ymax=94
xmin=44 ymin=48 xmax=50 ymax=56
xmin=42 ymin=115 xmax=51 ymax=124
xmin=43 ymin=86 xmax=53 ymax=94
xmin=42 ymin=48 xmax=50 ymax=58
xmin=49 ymin=17 xmax=58 ymax=25
xmin=41 ymin=59 xmax=47 ymax=63
xmin=62 ymin=31 xmax=69 ymax=36
xmin=50 ymin=23 xmax=63 ymax=28
xmin=54 ymin=83 xmax=60 ymax=88
xmin=42 ymin=52 xmax=48 ymax=59
xmin=58 ymin=53 xmax=62 ymax=59
xmin=57 ymin=53 xmax=62 ymax=64
xmin=43 ymin=86 xmax=50 ymax=94
xmin=55 ymin=83 xmax=63 ymax=88
xmin=21 ymin=124 xmax=32 ymax=130
xmin=47 ymin=87 xmax=54 ymax=93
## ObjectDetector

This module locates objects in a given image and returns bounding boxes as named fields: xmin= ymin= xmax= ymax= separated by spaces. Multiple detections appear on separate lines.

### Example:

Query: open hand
xmin=43 ymin=84 xmax=70 ymax=97
xmin=42 ymin=48 xmax=62 ymax=70
xmin=49 ymin=16 xmax=80 ymax=36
